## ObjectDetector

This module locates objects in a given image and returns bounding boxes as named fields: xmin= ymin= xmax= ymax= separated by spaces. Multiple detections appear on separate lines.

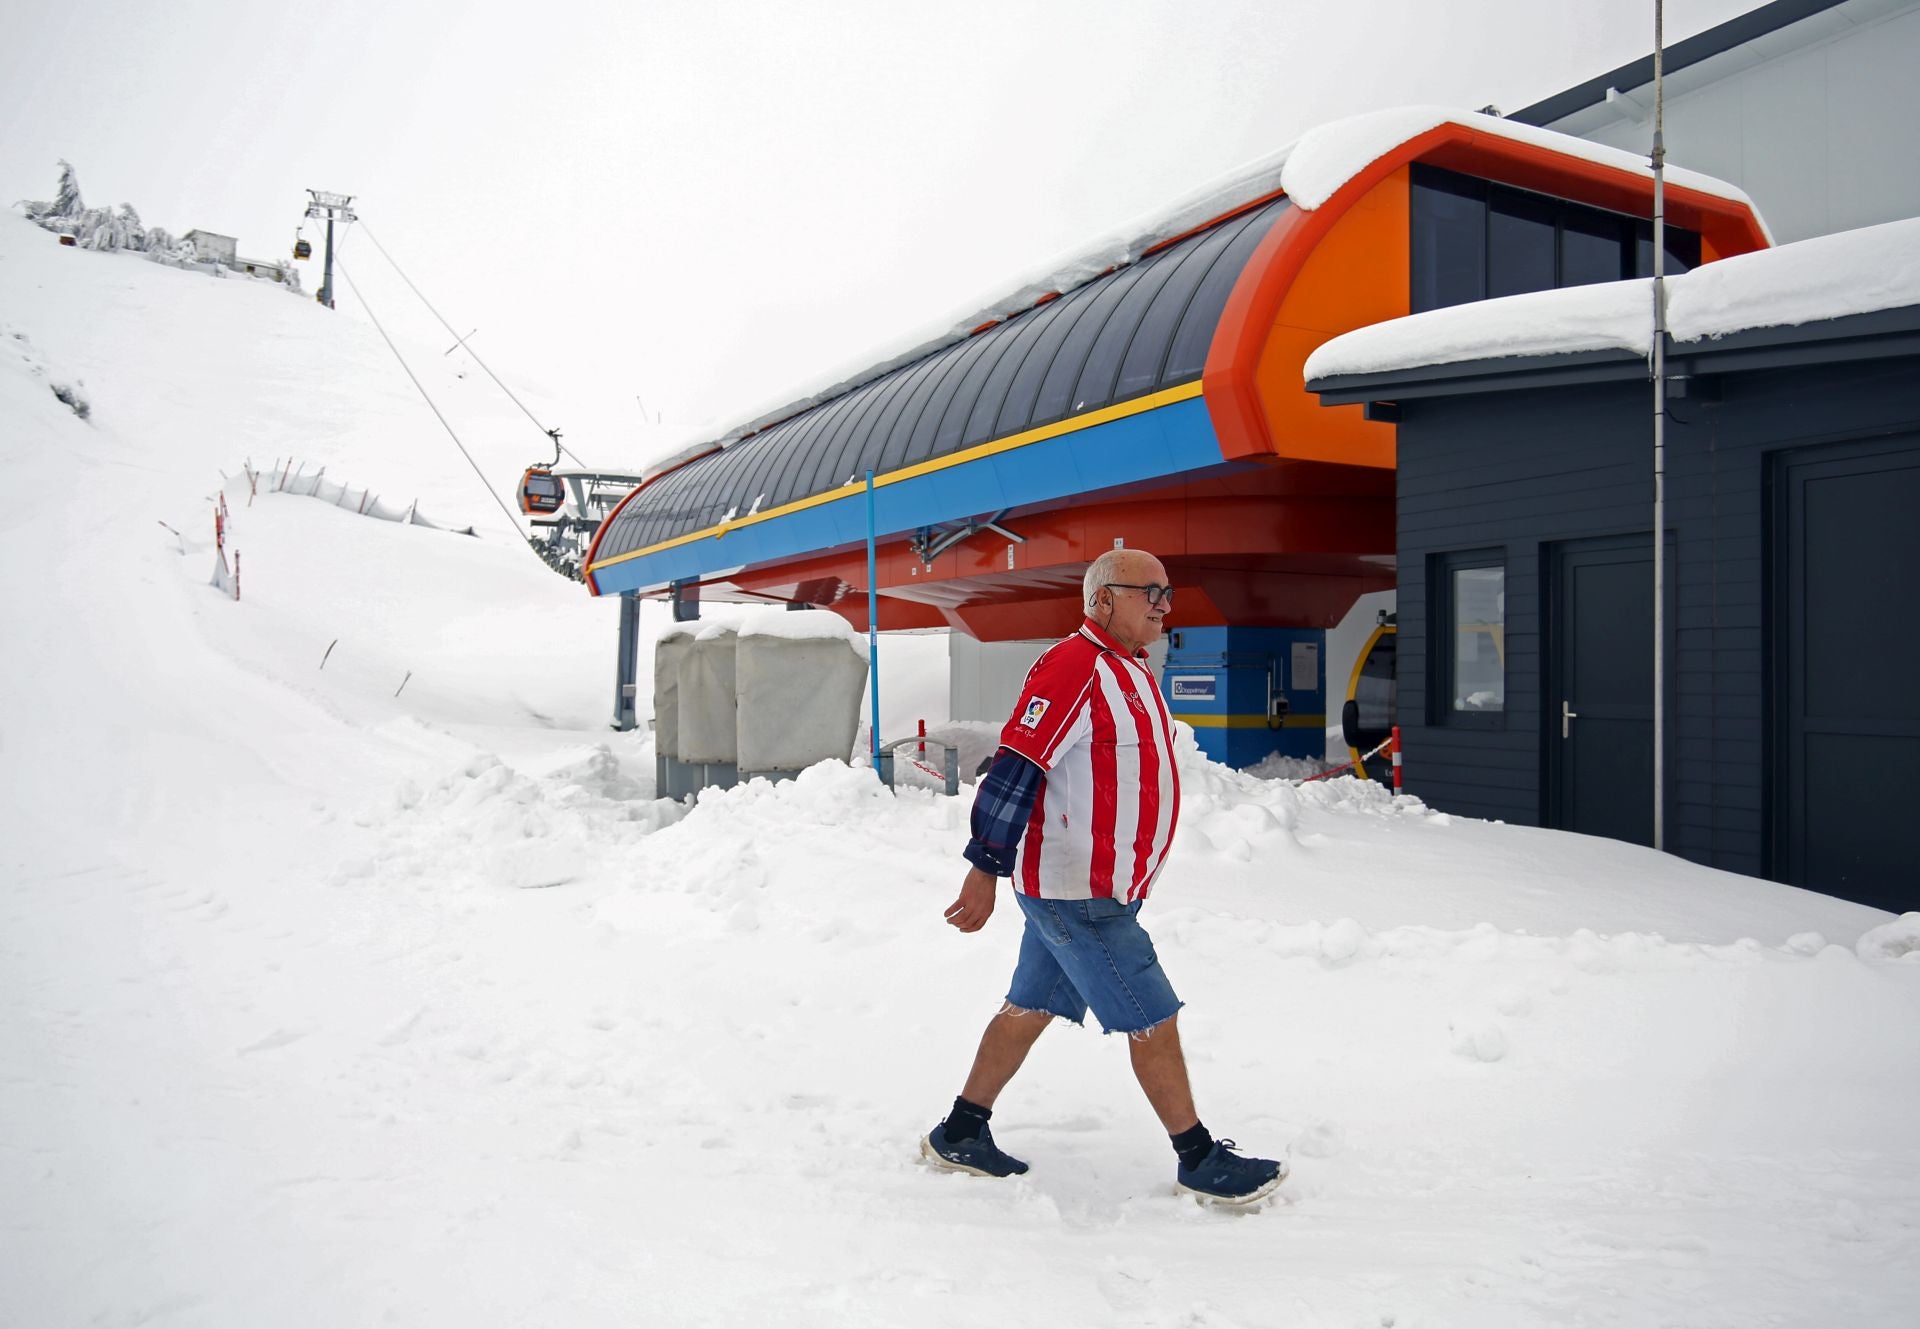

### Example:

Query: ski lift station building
xmin=583 ymin=0 xmax=1919 ymax=905
xmin=586 ymin=106 xmax=1770 ymax=758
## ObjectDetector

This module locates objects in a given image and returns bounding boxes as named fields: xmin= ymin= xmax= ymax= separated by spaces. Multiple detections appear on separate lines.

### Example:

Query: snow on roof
xmin=643 ymin=107 xmax=1761 ymax=482
xmin=734 ymin=605 xmax=868 ymax=657
xmin=1277 ymin=105 xmax=1757 ymax=213
xmin=1304 ymin=216 xmax=1920 ymax=383
xmin=659 ymin=607 xmax=869 ymax=657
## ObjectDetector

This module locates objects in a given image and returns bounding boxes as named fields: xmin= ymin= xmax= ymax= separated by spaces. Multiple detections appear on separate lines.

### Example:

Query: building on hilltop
xmin=182 ymin=229 xmax=237 ymax=266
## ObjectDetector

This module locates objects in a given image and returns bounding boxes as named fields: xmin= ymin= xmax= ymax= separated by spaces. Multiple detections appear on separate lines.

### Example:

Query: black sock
xmin=943 ymin=1096 xmax=992 ymax=1143
xmin=1171 ymin=1122 xmax=1214 ymax=1170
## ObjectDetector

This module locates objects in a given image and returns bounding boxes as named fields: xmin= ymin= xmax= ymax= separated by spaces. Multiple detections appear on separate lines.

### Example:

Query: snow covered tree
xmin=54 ymin=160 xmax=82 ymax=218
xmin=18 ymin=160 xmax=88 ymax=234
xmin=114 ymin=203 xmax=145 ymax=250
xmin=78 ymin=206 xmax=117 ymax=249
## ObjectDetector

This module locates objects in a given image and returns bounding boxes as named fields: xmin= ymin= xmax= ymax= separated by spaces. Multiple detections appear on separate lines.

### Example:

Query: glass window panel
xmin=1488 ymin=189 xmax=1556 ymax=299
xmin=1411 ymin=169 xmax=1487 ymax=312
xmin=1560 ymin=211 xmax=1628 ymax=287
xmin=1634 ymin=224 xmax=1700 ymax=277
xmin=1451 ymin=565 xmax=1506 ymax=713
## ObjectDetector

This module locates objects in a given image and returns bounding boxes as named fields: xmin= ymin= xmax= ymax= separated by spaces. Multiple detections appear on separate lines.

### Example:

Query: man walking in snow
xmin=921 ymin=547 xmax=1286 ymax=1206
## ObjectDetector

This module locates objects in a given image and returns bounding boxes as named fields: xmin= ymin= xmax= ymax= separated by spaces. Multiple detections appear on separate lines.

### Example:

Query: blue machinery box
xmin=1159 ymin=626 xmax=1326 ymax=769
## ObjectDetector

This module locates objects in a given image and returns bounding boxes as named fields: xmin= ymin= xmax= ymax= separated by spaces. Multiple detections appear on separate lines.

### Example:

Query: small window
xmin=1433 ymin=554 xmax=1506 ymax=722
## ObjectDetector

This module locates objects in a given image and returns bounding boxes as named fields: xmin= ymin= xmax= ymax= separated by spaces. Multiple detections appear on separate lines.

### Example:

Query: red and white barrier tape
xmin=1299 ymin=733 xmax=1397 ymax=785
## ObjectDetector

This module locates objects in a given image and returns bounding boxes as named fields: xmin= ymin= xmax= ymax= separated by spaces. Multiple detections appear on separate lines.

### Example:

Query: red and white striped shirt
xmin=997 ymin=619 xmax=1181 ymax=903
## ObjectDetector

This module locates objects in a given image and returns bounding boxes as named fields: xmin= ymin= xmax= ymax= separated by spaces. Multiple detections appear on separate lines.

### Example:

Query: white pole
xmin=1651 ymin=0 xmax=1668 ymax=852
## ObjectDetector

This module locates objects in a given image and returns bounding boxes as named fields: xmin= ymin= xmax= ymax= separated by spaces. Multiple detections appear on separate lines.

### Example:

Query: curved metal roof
xmin=593 ymin=196 xmax=1291 ymax=566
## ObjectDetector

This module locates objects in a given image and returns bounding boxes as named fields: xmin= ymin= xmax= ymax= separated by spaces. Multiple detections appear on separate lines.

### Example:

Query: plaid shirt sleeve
xmin=962 ymin=747 xmax=1045 ymax=877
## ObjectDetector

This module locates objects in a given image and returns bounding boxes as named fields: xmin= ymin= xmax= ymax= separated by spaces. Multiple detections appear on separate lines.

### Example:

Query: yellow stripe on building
xmin=587 ymin=380 xmax=1206 ymax=574
xmin=1172 ymin=713 xmax=1327 ymax=730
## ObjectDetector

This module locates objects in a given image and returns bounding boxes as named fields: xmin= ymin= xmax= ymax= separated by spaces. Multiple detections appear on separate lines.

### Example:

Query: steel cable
xmin=333 ymin=254 xmax=529 ymax=541
xmin=354 ymin=220 xmax=586 ymax=467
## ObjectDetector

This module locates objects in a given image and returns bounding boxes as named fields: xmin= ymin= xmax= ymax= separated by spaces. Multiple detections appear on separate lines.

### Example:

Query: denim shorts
xmin=1006 ymin=894 xmax=1183 ymax=1035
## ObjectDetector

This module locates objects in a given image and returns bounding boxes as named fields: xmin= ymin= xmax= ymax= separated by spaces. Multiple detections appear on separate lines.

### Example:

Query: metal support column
xmin=304 ymin=190 xmax=356 ymax=311
xmin=612 ymin=591 xmax=640 ymax=731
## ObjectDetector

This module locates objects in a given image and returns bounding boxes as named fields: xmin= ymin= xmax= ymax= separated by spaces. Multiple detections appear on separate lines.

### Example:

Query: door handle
xmin=1562 ymin=700 xmax=1578 ymax=739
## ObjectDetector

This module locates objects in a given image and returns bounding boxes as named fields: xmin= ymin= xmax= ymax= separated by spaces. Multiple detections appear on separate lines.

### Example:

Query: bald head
xmin=1083 ymin=548 xmax=1170 ymax=654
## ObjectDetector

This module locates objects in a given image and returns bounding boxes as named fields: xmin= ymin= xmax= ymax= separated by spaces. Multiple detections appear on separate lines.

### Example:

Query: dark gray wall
xmin=1395 ymin=355 xmax=1919 ymax=880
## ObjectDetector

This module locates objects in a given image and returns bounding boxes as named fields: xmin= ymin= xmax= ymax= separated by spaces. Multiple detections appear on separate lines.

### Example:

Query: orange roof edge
xmin=1203 ymin=121 xmax=1771 ymax=461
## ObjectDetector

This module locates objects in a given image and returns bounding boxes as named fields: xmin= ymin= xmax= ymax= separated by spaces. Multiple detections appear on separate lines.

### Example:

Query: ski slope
xmin=3 ymin=210 xmax=1918 ymax=1329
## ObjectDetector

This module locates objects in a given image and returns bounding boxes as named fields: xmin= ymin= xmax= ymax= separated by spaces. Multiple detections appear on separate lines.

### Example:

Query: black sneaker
xmin=1175 ymin=1138 xmax=1287 ymax=1206
xmin=920 ymin=1122 xmax=1030 ymax=1177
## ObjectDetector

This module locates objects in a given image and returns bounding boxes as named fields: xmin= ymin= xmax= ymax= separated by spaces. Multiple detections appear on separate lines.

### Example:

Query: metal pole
xmin=1651 ymin=0 xmax=1667 ymax=851
xmin=866 ymin=470 xmax=882 ymax=774
xmin=321 ymin=214 xmax=337 ymax=309
xmin=612 ymin=591 xmax=639 ymax=731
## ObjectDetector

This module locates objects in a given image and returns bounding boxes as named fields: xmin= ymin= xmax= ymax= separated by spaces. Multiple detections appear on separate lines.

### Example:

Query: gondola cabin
xmin=1342 ymin=620 xmax=1396 ymax=781
xmin=293 ymin=238 xmax=312 ymax=260
xmin=519 ymin=466 xmax=565 ymax=516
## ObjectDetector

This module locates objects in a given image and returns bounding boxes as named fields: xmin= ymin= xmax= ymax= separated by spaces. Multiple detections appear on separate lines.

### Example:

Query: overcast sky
xmin=4 ymin=0 xmax=1760 ymax=469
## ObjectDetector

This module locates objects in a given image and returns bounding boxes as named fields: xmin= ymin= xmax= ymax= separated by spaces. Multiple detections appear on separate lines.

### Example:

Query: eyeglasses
xmin=1104 ymin=582 xmax=1175 ymax=607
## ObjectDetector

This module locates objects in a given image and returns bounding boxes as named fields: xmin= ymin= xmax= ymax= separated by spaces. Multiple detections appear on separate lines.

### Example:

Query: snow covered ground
xmin=4 ymin=209 xmax=1919 ymax=1328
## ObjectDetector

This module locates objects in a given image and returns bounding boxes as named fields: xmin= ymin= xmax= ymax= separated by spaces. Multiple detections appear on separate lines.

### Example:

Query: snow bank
xmin=1305 ymin=216 xmax=1920 ymax=381
xmin=1856 ymin=912 xmax=1920 ymax=961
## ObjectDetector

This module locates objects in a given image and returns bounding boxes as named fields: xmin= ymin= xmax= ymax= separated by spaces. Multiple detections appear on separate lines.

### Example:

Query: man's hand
xmin=944 ymin=866 xmax=998 ymax=933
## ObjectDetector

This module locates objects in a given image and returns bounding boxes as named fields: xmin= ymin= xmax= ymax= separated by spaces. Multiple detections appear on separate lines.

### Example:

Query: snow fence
xmin=248 ymin=459 xmax=476 ymax=535
xmin=656 ymin=610 xmax=869 ymax=796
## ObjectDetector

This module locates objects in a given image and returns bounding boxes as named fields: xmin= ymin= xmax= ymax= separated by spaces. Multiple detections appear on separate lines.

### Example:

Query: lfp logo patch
xmin=1019 ymin=697 xmax=1050 ymax=730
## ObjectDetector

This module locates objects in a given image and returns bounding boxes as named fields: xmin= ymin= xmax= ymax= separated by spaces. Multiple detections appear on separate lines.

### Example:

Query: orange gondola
xmin=519 ymin=465 xmax=565 ymax=515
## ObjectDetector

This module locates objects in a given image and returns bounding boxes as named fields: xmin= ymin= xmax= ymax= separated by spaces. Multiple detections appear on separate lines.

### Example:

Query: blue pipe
xmin=866 ymin=469 xmax=880 ymax=765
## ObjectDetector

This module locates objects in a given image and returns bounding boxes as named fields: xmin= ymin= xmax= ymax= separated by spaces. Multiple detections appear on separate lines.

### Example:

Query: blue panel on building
xmin=1162 ymin=625 xmax=1327 ymax=769
xmin=592 ymin=394 xmax=1223 ymax=596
